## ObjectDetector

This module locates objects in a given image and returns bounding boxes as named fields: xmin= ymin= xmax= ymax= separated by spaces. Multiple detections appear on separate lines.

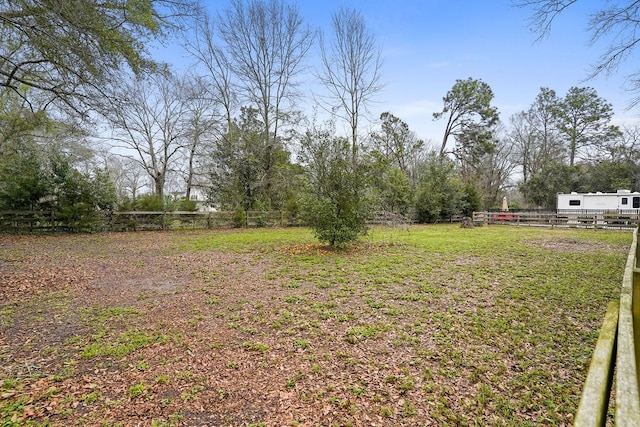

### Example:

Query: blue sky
xmin=168 ymin=0 xmax=638 ymax=146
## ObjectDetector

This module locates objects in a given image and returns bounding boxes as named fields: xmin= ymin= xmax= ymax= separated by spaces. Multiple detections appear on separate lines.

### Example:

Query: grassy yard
xmin=0 ymin=224 xmax=630 ymax=426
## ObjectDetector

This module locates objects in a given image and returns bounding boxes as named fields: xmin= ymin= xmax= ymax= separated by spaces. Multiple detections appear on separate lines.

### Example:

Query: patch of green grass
xmin=394 ymin=293 xmax=422 ymax=302
xmin=280 ymin=309 xmax=293 ymax=321
xmin=156 ymin=375 xmax=171 ymax=385
xmin=283 ymin=281 xmax=301 ymax=289
xmin=0 ymin=396 xmax=31 ymax=426
xmin=172 ymin=228 xmax=314 ymax=253
xmin=53 ymin=360 xmax=76 ymax=381
xmin=364 ymin=299 xmax=385 ymax=309
xmin=346 ymin=385 xmax=366 ymax=397
xmin=380 ymin=406 xmax=394 ymax=417
xmin=81 ymin=329 xmax=168 ymax=358
xmin=401 ymin=399 xmax=417 ymax=417
xmin=1 ymin=378 xmax=18 ymax=389
xmin=0 ymin=305 xmax=15 ymax=326
xmin=285 ymin=372 xmax=305 ymax=390
xmin=345 ymin=324 xmax=383 ymax=343
xmin=82 ymin=391 xmax=101 ymax=404
xmin=397 ymin=376 xmax=416 ymax=392
xmin=293 ymin=339 xmax=311 ymax=350
xmin=187 ymin=314 xmax=205 ymax=327
xmin=205 ymin=296 xmax=220 ymax=305
xmin=181 ymin=385 xmax=203 ymax=402
xmin=78 ymin=305 xmax=140 ymax=340
xmin=128 ymin=383 xmax=147 ymax=399
xmin=284 ymin=295 xmax=301 ymax=304
xmin=242 ymin=342 xmax=270 ymax=354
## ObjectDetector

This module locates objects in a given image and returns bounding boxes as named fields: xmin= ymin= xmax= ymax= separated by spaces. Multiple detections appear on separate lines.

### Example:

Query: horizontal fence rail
xmin=0 ymin=210 xmax=419 ymax=233
xmin=615 ymin=228 xmax=640 ymax=425
xmin=574 ymin=228 xmax=640 ymax=426
xmin=473 ymin=211 xmax=640 ymax=229
xmin=0 ymin=210 xmax=305 ymax=233
xmin=574 ymin=301 xmax=619 ymax=426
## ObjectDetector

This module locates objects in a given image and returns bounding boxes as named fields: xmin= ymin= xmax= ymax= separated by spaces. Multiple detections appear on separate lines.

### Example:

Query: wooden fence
xmin=574 ymin=227 xmax=640 ymax=426
xmin=4 ymin=210 xmax=640 ymax=233
xmin=0 ymin=210 xmax=304 ymax=233
xmin=473 ymin=211 xmax=640 ymax=229
xmin=0 ymin=210 xmax=420 ymax=233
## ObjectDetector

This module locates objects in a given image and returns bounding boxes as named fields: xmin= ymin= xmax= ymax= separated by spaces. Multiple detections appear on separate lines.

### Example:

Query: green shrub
xmin=232 ymin=207 xmax=246 ymax=228
xmin=135 ymin=194 xmax=165 ymax=211
xmin=301 ymin=194 xmax=369 ymax=248
xmin=175 ymin=197 xmax=198 ymax=212
xmin=57 ymin=203 xmax=101 ymax=232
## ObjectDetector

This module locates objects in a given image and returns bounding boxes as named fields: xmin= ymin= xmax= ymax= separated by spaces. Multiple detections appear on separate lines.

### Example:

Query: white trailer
xmin=557 ymin=190 xmax=640 ymax=212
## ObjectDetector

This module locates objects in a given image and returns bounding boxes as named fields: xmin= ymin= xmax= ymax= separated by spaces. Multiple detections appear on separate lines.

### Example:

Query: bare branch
xmin=516 ymin=1 xmax=640 ymax=105
xmin=513 ymin=0 xmax=578 ymax=40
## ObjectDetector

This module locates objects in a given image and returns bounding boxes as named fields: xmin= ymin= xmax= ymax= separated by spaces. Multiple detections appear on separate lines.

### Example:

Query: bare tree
xmin=104 ymin=155 xmax=149 ymax=201
xmin=516 ymin=1 xmax=640 ymax=106
xmin=509 ymin=87 xmax=564 ymax=182
xmin=105 ymin=72 xmax=190 ymax=200
xmin=594 ymin=123 xmax=640 ymax=162
xmin=509 ymin=111 xmax=539 ymax=183
xmin=185 ymin=12 xmax=236 ymax=130
xmin=318 ymin=6 xmax=384 ymax=162
xmin=180 ymin=75 xmax=219 ymax=200
xmin=474 ymin=127 xmax=518 ymax=209
xmin=215 ymin=0 xmax=313 ymax=205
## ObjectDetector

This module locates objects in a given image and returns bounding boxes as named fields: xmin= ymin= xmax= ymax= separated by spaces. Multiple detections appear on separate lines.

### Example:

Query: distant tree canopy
xmin=0 ymin=0 xmax=199 ymax=114
xmin=0 ymin=140 xmax=116 ymax=212
xmin=512 ymin=86 xmax=633 ymax=208
xmin=433 ymin=77 xmax=499 ymax=160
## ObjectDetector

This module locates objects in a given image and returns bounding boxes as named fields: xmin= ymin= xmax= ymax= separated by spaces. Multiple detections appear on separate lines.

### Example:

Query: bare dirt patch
xmin=526 ymin=236 xmax=628 ymax=253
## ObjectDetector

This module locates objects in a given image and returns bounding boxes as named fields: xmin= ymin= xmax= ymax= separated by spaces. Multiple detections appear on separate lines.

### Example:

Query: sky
xmin=159 ymin=0 xmax=639 ymax=148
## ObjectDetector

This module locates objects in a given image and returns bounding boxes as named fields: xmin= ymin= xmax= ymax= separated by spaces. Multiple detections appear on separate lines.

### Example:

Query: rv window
xmin=569 ymin=200 xmax=581 ymax=206
xmin=634 ymin=197 xmax=640 ymax=208
xmin=622 ymin=197 xmax=628 ymax=205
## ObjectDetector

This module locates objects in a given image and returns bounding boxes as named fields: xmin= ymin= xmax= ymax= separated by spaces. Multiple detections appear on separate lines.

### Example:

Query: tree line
xmin=1 ymin=0 xmax=640 ymax=245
